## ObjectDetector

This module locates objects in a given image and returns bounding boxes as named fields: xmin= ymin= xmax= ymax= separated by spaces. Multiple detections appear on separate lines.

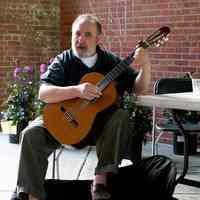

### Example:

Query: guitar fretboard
xmin=97 ymin=55 xmax=134 ymax=91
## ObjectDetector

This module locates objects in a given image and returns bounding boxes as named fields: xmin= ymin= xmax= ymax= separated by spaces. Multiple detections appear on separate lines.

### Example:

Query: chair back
xmin=154 ymin=78 xmax=192 ymax=95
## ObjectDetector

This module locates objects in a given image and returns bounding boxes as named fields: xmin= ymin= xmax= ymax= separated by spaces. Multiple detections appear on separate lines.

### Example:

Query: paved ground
xmin=0 ymin=134 xmax=200 ymax=200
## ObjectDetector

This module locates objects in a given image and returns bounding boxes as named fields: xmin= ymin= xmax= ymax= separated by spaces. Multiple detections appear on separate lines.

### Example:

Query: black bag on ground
xmin=111 ymin=155 xmax=177 ymax=199
xmin=44 ymin=155 xmax=177 ymax=200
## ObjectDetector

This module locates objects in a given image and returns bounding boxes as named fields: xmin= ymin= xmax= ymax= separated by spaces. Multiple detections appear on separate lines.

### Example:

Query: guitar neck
xmin=97 ymin=54 xmax=135 ymax=91
xmin=96 ymin=26 xmax=171 ymax=92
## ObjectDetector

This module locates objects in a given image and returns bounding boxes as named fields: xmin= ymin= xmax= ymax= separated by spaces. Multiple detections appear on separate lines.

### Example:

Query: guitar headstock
xmin=138 ymin=26 xmax=170 ymax=49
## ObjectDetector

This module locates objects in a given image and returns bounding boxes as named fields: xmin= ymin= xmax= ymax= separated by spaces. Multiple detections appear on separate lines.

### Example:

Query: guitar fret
xmin=108 ymin=66 xmax=122 ymax=80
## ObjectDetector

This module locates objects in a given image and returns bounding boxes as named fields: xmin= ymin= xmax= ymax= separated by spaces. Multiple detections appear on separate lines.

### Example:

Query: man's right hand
xmin=76 ymin=82 xmax=102 ymax=100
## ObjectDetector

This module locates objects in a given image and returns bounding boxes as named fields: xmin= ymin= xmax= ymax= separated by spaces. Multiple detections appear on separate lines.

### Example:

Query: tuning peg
xmin=157 ymin=39 xmax=163 ymax=45
xmin=164 ymin=37 xmax=169 ymax=42
xmin=155 ymin=43 xmax=160 ymax=47
xmin=160 ymin=40 xmax=165 ymax=45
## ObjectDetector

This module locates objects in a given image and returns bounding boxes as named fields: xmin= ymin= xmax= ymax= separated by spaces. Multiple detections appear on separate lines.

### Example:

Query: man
xmin=11 ymin=14 xmax=151 ymax=200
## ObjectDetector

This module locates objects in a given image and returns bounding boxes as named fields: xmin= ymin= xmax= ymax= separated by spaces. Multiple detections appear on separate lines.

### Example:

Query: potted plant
xmin=122 ymin=92 xmax=152 ymax=138
xmin=121 ymin=92 xmax=152 ymax=160
xmin=1 ymin=60 xmax=47 ymax=143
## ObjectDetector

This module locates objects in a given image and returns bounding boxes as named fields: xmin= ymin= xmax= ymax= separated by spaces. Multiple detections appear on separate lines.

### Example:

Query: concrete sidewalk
xmin=0 ymin=134 xmax=199 ymax=200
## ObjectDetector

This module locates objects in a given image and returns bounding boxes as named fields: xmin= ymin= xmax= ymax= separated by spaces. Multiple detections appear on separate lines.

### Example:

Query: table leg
xmin=151 ymin=105 xmax=156 ymax=155
xmin=172 ymin=111 xmax=200 ymax=188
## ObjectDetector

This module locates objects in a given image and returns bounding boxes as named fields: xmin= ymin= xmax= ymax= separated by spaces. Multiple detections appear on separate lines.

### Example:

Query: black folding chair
xmin=153 ymin=78 xmax=200 ymax=187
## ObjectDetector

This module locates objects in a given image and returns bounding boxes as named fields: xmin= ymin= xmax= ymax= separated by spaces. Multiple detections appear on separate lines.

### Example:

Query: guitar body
xmin=43 ymin=72 xmax=118 ymax=144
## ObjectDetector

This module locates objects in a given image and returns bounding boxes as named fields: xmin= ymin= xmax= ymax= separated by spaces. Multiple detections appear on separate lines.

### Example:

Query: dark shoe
xmin=91 ymin=183 xmax=111 ymax=200
xmin=10 ymin=191 xmax=29 ymax=200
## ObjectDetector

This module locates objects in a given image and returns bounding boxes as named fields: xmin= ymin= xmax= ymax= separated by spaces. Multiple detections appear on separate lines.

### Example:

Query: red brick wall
xmin=0 ymin=0 xmax=60 ymax=105
xmin=60 ymin=0 xmax=200 ymax=143
xmin=60 ymin=0 xmax=200 ymax=89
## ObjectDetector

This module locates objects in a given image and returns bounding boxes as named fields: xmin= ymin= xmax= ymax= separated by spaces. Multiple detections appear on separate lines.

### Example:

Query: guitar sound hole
xmin=60 ymin=106 xmax=66 ymax=112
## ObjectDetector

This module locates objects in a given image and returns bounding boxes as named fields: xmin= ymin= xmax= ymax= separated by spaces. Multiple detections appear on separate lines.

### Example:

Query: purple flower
xmin=40 ymin=73 xmax=46 ymax=79
xmin=13 ymin=67 xmax=22 ymax=79
xmin=23 ymin=66 xmax=34 ymax=74
xmin=40 ymin=64 xmax=47 ymax=74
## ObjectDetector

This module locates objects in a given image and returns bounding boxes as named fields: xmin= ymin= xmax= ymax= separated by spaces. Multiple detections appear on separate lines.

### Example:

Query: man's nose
xmin=78 ymin=34 xmax=86 ymax=43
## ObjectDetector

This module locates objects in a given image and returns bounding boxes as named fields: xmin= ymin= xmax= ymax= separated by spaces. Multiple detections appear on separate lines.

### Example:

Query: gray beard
xmin=72 ymin=47 xmax=96 ymax=58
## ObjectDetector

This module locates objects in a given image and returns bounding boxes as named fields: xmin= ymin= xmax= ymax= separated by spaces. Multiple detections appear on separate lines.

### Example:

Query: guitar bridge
xmin=70 ymin=120 xmax=79 ymax=127
xmin=60 ymin=105 xmax=79 ymax=127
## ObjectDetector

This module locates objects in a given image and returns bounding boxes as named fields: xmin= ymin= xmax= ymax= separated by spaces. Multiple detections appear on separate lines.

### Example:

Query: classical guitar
xmin=43 ymin=26 xmax=170 ymax=145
